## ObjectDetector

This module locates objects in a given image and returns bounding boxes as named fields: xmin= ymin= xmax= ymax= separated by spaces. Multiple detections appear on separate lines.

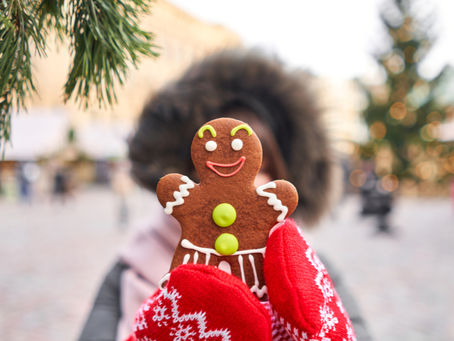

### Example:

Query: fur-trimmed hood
xmin=129 ymin=49 xmax=334 ymax=225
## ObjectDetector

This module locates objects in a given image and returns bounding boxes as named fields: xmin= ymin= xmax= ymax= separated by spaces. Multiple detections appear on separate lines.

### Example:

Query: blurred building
xmin=30 ymin=0 xmax=241 ymax=128
xmin=6 ymin=0 xmax=375 ymax=166
xmin=6 ymin=0 xmax=241 ymax=156
xmin=0 ymin=0 xmax=241 ymax=198
xmin=310 ymin=77 xmax=367 ymax=154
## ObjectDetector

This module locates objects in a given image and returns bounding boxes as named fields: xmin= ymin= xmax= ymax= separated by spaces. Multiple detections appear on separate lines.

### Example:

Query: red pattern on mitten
xmin=131 ymin=264 xmax=272 ymax=341
xmin=264 ymin=219 xmax=356 ymax=341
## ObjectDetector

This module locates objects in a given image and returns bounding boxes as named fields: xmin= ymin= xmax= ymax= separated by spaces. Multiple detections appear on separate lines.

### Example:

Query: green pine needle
xmin=0 ymin=0 xmax=46 ymax=152
xmin=0 ymin=0 xmax=159 ymax=151
xmin=64 ymin=0 xmax=159 ymax=107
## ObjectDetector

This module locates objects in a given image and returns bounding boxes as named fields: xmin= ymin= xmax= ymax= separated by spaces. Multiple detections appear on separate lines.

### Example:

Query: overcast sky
xmin=169 ymin=0 xmax=454 ymax=81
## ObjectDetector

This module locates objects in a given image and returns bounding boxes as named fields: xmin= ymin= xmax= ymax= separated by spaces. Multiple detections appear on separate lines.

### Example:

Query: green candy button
xmin=212 ymin=203 xmax=236 ymax=227
xmin=215 ymin=233 xmax=239 ymax=255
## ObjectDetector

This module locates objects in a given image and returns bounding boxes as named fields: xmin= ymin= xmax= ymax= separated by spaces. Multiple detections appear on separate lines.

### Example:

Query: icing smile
xmin=206 ymin=156 xmax=246 ymax=177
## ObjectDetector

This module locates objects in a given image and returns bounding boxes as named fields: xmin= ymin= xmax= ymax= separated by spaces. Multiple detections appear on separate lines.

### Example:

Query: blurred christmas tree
xmin=0 ymin=0 xmax=159 ymax=151
xmin=359 ymin=0 xmax=454 ymax=194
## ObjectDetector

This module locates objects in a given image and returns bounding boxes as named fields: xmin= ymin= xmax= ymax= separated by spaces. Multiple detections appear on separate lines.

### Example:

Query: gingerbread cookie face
xmin=157 ymin=118 xmax=298 ymax=300
xmin=192 ymin=119 xmax=262 ymax=186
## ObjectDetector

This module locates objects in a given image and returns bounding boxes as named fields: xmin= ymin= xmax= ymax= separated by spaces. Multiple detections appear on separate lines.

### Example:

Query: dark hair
xmin=129 ymin=49 xmax=334 ymax=225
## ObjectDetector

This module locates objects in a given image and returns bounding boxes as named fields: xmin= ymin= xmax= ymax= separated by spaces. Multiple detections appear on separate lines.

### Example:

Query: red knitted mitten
xmin=264 ymin=219 xmax=356 ymax=341
xmin=129 ymin=264 xmax=272 ymax=341
xmin=128 ymin=219 xmax=356 ymax=341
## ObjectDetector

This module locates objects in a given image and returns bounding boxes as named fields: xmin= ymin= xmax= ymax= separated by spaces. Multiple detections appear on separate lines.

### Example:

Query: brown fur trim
xmin=129 ymin=49 xmax=334 ymax=225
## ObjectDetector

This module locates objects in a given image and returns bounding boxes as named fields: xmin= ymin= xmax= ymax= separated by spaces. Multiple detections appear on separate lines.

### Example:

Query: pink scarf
xmin=117 ymin=204 xmax=180 ymax=341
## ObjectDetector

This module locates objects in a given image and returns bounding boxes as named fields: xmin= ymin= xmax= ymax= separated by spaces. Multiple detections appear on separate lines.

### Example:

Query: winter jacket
xmin=78 ymin=210 xmax=371 ymax=341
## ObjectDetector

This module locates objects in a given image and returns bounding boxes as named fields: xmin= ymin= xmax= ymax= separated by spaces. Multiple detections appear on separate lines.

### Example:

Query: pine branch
xmin=64 ymin=0 xmax=159 ymax=107
xmin=0 ymin=0 xmax=46 ymax=153
xmin=0 ymin=0 xmax=159 ymax=151
xmin=37 ymin=0 xmax=66 ymax=37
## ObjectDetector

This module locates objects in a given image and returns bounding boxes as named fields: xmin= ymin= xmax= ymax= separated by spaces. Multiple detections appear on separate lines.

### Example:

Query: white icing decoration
xmin=158 ymin=272 xmax=170 ymax=289
xmin=238 ymin=255 xmax=246 ymax=283
xmin=248 ymin=254 xmax=268 ymax=298
xmin=183 ymin=254 xmax=190 ymax=264
xmin=180 ymin=239 xmax=267 ymax=298
xmin=269 ymin=221 xmax=284 ymax=237
xmin=256 ymin=181 xmax=288 ymax=222
xmin=193 ymin=251 xmax=199 ymax=264
xmin=218 ymin=261 xmax=231 ymax=274
xmin=181 ymin=239 xmax=265 ymax=257
xmin=231 ymin=138 xmax=243 ymax=151
xmin=205 ymin=140 xmax=217 ymax=152
xmin=164 ymin=176 xmax=195 ymax=215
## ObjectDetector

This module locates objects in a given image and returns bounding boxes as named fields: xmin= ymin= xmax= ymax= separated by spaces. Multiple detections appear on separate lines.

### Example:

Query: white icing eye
xmin=205 ymin=140 xmax=217 ymax=152
xmin=231 ymin=138 xmax=243 ymax=151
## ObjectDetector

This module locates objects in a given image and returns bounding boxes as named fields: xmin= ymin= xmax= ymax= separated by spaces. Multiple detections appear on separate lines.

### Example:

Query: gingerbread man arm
xmin=256 ymin=180 xmax=298 ymax=222
xmin=156 ymin=173 xmax=196 ymax=217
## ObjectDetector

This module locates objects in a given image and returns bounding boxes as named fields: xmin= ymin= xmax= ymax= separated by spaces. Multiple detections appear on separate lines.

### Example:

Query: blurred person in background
xmin=78 ymin=49 xmax=370 ymax=341
xmin=112 ymin=161 xmax=134 ymax=228
xmin=360 ymin=161 xmax=393 ymax=234
xmin=17 ymin=163 xmax=32 ymax=203
xmin=52 ymin=167 xmax=72 ymax=203
xmin=17 ymin=162 xmax=41 ymax=204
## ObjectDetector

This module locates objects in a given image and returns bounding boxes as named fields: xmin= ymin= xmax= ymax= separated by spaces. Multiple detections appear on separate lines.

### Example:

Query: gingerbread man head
xmin=157 ymin=118 xmax=298 ymax=300
xmin=191 ymin=118 xmax=262 ymax=186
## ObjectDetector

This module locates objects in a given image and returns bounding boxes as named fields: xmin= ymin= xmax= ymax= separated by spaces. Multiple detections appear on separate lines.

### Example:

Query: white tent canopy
xmin=4 ymin=109 xmax=131 ymax=161
xmin=4 ymin=108 xmax=69 ymax=161
xmin=76 ymin=121 xmax=130 ymax=159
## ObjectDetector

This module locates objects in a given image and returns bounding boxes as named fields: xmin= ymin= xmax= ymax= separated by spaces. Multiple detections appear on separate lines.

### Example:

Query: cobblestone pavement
xmin=0 ymin=187 xmax=453 ymax=341
xmin=305 ymin=195 xmax=454 ymax=341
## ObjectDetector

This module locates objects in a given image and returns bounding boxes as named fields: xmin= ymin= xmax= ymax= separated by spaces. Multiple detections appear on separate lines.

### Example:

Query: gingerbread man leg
xmin=130 ymin=264 xmax=272 ymax=341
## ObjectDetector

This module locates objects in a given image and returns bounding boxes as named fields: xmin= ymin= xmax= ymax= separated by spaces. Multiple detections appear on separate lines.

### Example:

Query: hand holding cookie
xmin=156 ymin=118 xmax=298 ymax=299
xmin=128 ymin=118 xmax=357 ymax=341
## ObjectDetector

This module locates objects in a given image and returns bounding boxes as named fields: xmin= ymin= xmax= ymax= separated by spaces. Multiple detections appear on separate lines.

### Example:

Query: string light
xmin=349 ymin=169 xmax=366 ymax=188
xmin=389 ymin=102 xmax=407 ymax=120
xmin=370 ymin=121 xmax=387 ymax=139
xmin=381 ymin=174 xmax=399 ymax=192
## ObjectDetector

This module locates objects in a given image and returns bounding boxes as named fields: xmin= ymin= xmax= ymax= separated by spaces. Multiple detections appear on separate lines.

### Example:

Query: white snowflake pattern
xmin=340 ymin=322 xmax=356 ymax=341
xmin=137 ymin=286 xmax=231 ymax=341
xmin=319 ymin=306 xmax=338 ymax=332
xmin=320 ymin=277 xmax=334 ymax=301
xmin=305 ymin=247 xmax=326 ymax=273
xmin=135 ymin=311 xmax=148 ymax=332
xmin=134 ymin=293 xmax=164 ymax=332
xmin=170 ymin=324 xmax=197 ymax=341
xmin=336 ymin=298 xmax=345 ymax=314
xmin=268 ymin=229 xmax=357 ymax=341
xmin=152 ymin=304 xmax=171 ymax=326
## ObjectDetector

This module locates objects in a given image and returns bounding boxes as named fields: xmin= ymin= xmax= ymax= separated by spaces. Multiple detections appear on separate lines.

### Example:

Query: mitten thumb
xmin=264 ymin=219 xmax=356 ymax=341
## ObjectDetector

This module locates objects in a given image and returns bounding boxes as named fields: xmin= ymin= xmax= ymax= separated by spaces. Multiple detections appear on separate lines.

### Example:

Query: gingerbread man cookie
xmin=156 ymin=118 xmax=298 ymax=300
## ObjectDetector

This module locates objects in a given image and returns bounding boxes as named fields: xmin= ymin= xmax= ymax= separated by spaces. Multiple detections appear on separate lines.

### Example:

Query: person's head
xmin=129 ymin=49 xmax=334 ymax=226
